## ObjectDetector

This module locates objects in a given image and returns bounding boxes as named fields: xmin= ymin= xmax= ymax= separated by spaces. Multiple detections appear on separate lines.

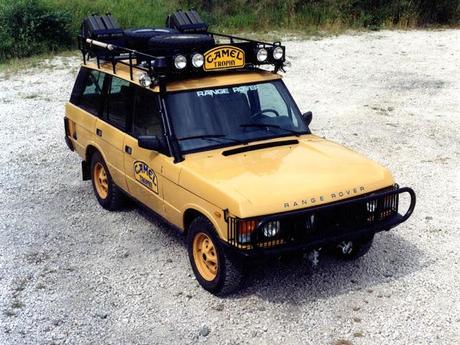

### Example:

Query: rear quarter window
xmin=70 ymin=67 xmax=106 ymax=116
xmin=104 ymin=76 xmax=133 ymax=131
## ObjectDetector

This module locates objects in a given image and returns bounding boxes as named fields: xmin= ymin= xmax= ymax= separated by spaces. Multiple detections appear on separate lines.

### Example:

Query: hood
xmin=178 ymin=135 xmax=395 ymax=218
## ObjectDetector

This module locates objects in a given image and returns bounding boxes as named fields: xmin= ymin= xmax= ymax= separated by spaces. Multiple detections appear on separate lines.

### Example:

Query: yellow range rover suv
xmin=64 ymin=11 xmax=416 ymax=295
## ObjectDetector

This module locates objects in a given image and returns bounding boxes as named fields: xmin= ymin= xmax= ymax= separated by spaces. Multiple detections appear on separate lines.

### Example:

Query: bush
xmin=417 ymin=0 xmax=460 ymax=25
xmin=183 ymin=0 xmax=460 ymax=30
xmin=0 ymin=0 xmax=71 ymax=61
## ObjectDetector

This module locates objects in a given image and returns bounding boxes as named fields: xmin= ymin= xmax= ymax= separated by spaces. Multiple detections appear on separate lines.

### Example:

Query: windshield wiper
xmin=178 ymin=134 xmax=245 ymax=144
xmin=240 ymin=123 xmax=303 ymax=136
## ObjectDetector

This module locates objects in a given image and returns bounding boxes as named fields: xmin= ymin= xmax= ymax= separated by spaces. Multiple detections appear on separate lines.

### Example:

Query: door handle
xmin=125 ymin=145 xmax=132 ymax=154
xmin=96 ymin=128 xmax=102 ymax=137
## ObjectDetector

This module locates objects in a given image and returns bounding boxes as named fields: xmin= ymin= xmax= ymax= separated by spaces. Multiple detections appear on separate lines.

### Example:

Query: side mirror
xmin=302 ymin=111 xmax=313 ymax=127
xmin=138 ymin=135 xmax=161 ymax=151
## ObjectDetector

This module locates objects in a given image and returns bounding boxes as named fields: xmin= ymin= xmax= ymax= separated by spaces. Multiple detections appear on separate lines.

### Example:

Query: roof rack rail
xmin=78 ymin=10 xmax=287 ymax=86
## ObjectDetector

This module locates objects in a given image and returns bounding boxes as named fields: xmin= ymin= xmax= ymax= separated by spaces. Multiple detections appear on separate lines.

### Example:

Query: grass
xmin=42 ymin=0 xmax=178 ymax=35
xmin=0 ymin=50 xmax=76 ymax=75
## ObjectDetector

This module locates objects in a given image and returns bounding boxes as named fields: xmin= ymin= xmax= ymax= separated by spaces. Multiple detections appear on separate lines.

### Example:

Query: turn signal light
xmin=238 ymin=220 xmax=257 ymax=244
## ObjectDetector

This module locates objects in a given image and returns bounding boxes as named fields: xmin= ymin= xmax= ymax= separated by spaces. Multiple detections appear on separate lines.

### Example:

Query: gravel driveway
xmin=0 ymin=29 xmax=459 ymax=345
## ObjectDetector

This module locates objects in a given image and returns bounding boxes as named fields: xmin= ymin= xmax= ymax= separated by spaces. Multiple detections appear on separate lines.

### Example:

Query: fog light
xmin=262 ymin=221 xmax=280 ymax=238
xmin=273 ymin=46 xmax=284 ymax=60
xmin=138 ymin=73 xmax=152 ymax=88
xmin=256 ymin=48 xmax=268 ymax=62
xmin=191 ymin=53 xmax=204 ymax=68
xmin=174 ymin=55 xmax=187 ymax=69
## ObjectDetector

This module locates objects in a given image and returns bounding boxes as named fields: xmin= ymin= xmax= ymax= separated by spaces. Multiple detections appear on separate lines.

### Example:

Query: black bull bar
xmin=225 ymin=186 xmax=416 ymax=256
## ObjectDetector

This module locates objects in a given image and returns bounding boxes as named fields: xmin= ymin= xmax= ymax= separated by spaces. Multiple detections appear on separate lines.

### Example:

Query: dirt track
xmin=0 ymin=29 xmax=459 ymax=345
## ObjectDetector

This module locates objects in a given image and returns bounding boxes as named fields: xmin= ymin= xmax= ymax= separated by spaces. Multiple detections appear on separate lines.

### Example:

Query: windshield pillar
xmin=159 ymin=77 xmax=184 ymax=163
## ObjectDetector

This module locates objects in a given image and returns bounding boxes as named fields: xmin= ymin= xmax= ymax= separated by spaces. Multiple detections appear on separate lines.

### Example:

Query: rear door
xmin=95 ymin=75 xmax=134 ymax=191
xmin=65 ymin=67 xmax=107 ymax=158
xmin=123 ymin=86 xmax=167 ymax=215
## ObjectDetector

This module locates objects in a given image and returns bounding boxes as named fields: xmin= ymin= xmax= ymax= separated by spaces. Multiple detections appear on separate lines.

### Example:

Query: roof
xmin=82 ymin=60 xmax=282 ymax=92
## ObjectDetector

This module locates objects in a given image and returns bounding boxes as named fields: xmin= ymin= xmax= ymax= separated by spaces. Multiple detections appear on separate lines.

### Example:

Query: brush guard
xmin=226 ymin=186 xmax=416 ymax=255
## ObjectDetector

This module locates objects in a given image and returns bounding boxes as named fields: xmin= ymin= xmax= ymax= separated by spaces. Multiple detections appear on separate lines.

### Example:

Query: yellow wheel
xmin=187 ymin=216 xmax=244 ymax=295
xmin=90 ymin=151 xmax=125 ymax=210
xmin=192 ymin=232 xmax=218 ymax=281
xmin=93 ymin=162 xmax=109 ymax=200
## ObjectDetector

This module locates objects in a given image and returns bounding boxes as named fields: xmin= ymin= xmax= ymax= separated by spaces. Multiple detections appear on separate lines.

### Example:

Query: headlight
xmin=262 ymin=221 xmax=280 ymax=238
xmin=138 ymin=73 xmax=152 ymax=88
xmin=256 ymin=48 xmax=268 ymax=62
xmin=191 ymin=53 xmax=204 ymax=68
xmin=273 ymin=46 xmax=284 ymax=60
xmin=174 ymin=55 xmax=187 ymax=69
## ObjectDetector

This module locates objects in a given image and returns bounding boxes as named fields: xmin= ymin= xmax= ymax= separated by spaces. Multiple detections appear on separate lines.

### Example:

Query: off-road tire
xmin=90 ymin=151 xmax=125 ymax=211
xmin=333 ymin=235 xmax=375 ymax=260
xmin=124 ymin=28 xmax=177 ymax=50
xmin=187 ymin=216 xmax=244 ymax=296
xmin=147 ymin=33 xmax=215 ymax=55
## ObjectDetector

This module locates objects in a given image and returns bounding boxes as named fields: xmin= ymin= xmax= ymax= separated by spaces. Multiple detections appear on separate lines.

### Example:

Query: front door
xmin=123 ymin=86 xmax=166 ymax=216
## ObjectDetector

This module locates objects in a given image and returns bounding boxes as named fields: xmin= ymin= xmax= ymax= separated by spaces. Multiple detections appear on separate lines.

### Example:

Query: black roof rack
xmin=78 ymin=10 xmax=286 ymax=86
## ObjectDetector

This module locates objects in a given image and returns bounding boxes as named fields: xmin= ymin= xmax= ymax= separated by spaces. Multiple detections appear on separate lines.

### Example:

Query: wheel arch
xmin=85 ymin=144 xmax=101 ymax=163
xmin=83 ymin=144 xmax=109 ymax=180
xmin=183 ymin=207 xmax=224 ymax=240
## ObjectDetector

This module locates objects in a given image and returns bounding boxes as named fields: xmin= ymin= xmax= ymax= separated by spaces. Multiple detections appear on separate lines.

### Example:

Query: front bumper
xmin=224 ymin=186 xmax=416 ymax=257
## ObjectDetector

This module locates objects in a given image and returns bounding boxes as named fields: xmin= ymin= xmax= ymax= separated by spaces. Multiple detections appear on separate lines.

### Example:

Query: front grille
xmin=227 ymin=187 xmax=399 ymax=250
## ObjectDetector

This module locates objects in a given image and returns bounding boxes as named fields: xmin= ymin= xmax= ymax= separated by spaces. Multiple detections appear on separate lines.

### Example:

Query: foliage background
xmin=1 ymin=0 xmax=459 ymax=61
xmin=188 ymin=0 xmax=460 ymax=30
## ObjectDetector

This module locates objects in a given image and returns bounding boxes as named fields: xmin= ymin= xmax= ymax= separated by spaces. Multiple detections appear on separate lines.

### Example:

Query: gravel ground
xmin=0 ymin=29 xmax=459 ymax=345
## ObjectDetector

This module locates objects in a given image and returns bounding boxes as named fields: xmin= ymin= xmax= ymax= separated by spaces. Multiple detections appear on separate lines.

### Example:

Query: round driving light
xmin=262 ymin=221 xmax=280 ymax=238
xmin=138 ymin=73 xmax=152 ymax=88
xmin=174 ymin=54 xmax=187 ymax=69
xmin=256 ymin=48 xmax=268 ymax=62
xmin=191 ymin=53 xmax=204 ymax=68
xmin=273 ymin=46 xmax=284 ymax=60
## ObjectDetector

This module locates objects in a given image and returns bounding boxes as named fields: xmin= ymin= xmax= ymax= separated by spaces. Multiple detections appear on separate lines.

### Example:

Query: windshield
xmin=166 ymin=80 xmax=308 ymax=153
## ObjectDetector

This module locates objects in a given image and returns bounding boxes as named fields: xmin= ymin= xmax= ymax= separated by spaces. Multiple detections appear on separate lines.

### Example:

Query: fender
xmin=182 ymin=203 xmax=226 ymax=239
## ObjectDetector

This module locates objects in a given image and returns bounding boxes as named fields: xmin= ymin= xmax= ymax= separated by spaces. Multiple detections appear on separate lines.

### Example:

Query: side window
xmin=73 ymin=69 xmax=106 ymax=115
xmin=105 ymin=76 xmax=133 ymax=131
xmin=132 ymin=87 xmax=162 ymax=138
